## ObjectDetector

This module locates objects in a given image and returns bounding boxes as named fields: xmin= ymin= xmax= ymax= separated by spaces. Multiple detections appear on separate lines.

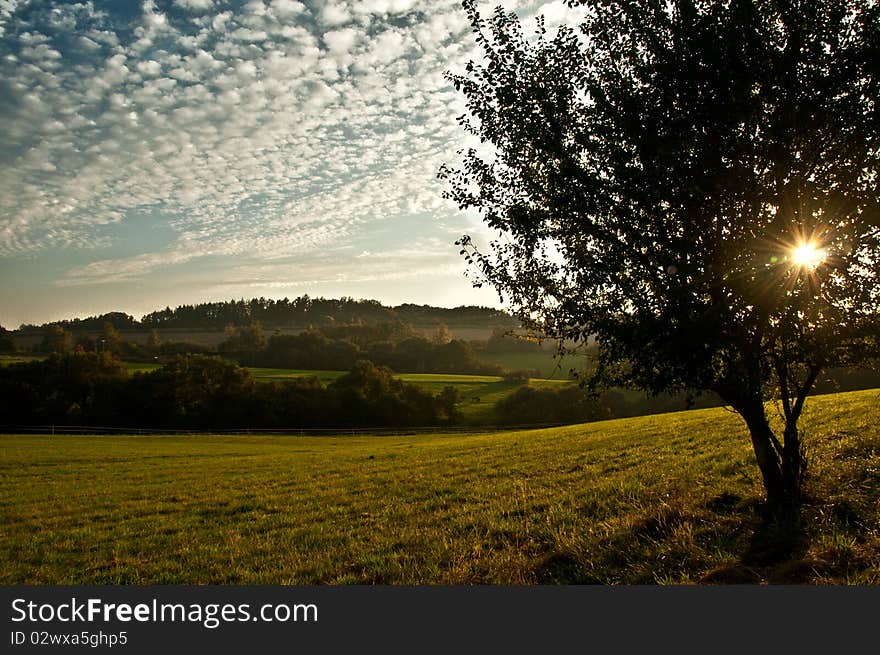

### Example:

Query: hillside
xmin=11 ymin=297 xmax=518 ymax=335
xmin=2 ymin=389 xmax=878 ymax=584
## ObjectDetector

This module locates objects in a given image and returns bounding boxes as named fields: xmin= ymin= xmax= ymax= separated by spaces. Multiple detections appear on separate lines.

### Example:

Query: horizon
xmin=0 ymin=1 xmax=585 ymax=328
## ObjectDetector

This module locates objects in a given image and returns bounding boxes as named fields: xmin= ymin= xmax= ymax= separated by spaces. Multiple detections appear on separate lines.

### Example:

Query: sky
xmin=0 ymin=0 xmax=585 ymax=327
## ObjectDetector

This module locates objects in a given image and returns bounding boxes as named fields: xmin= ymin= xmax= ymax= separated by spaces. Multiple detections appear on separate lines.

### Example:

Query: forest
xmin=12 ymin=296 xmax=519 ymax=332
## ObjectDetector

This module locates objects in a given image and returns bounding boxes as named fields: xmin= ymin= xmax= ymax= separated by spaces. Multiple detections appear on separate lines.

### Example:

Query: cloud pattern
xmin=0 ymin=0 xmax=583 ymax=307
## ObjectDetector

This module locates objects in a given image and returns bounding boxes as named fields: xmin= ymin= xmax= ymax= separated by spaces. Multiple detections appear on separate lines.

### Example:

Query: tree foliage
xmin=0 ymin=355 xmax=461 ymax=430
xmin=41 ymin=325 xmax=73 ymax=354
xmin=441 ymin=0 xmax=880 ymax=505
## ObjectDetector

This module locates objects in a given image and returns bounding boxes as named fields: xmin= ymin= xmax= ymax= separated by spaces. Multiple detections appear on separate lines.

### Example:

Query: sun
xmin=790 ymin=240 xmax=827 ymax=270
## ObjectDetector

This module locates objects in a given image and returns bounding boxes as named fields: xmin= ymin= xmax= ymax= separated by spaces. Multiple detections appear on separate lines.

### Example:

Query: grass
xmin=0 ymin=354 xmax=42 ymax=365
xmin=474 ymin=350 xmax=584 ymax=379
xmin=1 ymin=388 xmax=878 ymax=584
xmin=222 ymin=366 xmax=345 ymax=383
xmin=121 ymin=361 xmax=163 ymax=374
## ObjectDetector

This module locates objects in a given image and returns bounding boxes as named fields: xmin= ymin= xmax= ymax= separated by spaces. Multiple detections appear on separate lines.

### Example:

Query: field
xmin=1 ymin=389 xmax=878 ymax=584
xmin=473 ymin=349 xmax=585 ymax=379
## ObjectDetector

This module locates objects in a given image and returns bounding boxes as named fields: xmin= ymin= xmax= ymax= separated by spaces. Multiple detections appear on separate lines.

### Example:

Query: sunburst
xmin=790 ymin=240 xmax=827 ymax=270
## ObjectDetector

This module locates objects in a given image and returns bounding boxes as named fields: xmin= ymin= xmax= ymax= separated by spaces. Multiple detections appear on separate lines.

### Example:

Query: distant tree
xmin=98 ymin=312 xmax=137 ymax=329
xmin=0 ymin=352 xmax=127 ymax=424
xmin=74 ymin=333 xmax=96 ymax=353
xmin=139 ymin=355 xmax=255 ymax=427
xmin=101 ymin=322 xmax=122 ymax=355
xmin=394 ymin=337 xmax=434 ymax=372
xmin=41 ymin=325 xmax=73 ymax=354
xmin=433 ymin=324 xmax=453 ymax=344
xmin=331 ymin=360 xmax=452 ymax=426
xmin=494 ymin=385 xmax=608 ymax=425
xmin=146 ymin=329 xmax=162 ymax=354
xmin=159 ymin=340 xmax=214 ymax=357
xmin=485 ymin=327 xmax=543 ymax=354
xmin=218 ymin=322 xmax=267 ymax=359
xmin=502 ymin=370 xmax=533 ymax=384
xmin=332 ymin=360 xmax=400 ymax=400
xmin=0 ymin=325 xmax=15 ymax=352
xmin=437 ymin=386 xmax=463 ymax=423
xmin=442 ymin=0 xmax=880 ymax=507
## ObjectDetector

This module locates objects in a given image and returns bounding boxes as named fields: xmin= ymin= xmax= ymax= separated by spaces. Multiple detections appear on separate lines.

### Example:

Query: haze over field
xmin=0 ymin=0 xmax=589 ymax=326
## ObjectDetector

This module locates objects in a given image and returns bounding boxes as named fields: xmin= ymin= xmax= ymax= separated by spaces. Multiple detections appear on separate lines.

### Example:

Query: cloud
xmin=270 ymin=0 xmax=306 ymax=20
xmin=58 ymin=251 xmax=196 ymax=286
xmin=0 ymin=0 xmax=493 ymax=301
xmin=136 ymin=59 xmax=161 ymax=76
xmin=319 ymin=3 xmax=350 ymax=27
xmin=322 ymin=26 xmax=359 ymax=56
xmin=351 ymin=0 xmax=419 ymax=17
xmin=174 ymin=0 xmax=213 ymax=11
xmin=0 ymin=1 xmax=29 ymax=37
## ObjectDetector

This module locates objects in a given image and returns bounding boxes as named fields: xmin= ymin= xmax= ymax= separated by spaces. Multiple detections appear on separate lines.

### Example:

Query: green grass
xmin=369 ymin=373 xmax=566 ymax=422
xmin=121 ymin=361 xmax=162 ymax=374
xmin=0 ymin=354 xmax=43 ymax=365
xmin=2 ymin=389 xmax=878 ymax=584
xmin=231 ymin=367 xmax=345 ymax=383
xmin=474 ymin=350 xmax=583 ymax=379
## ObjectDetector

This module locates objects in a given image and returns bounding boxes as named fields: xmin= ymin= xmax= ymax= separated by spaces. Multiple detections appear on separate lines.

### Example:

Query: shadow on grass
xmin=741 ymin=504 xmax=809 ymax=568
xmin=699 ymin=501 xmax=823 ymax=584
xmin=533 ymin=495 xmax=815 ymax=585
xmin=534 ymin=551 xmax=601 ymax=584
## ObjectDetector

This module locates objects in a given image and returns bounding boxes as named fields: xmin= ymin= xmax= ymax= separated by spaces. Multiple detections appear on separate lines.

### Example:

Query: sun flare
xmin=790 ymin=241 xmax=827 ymax=270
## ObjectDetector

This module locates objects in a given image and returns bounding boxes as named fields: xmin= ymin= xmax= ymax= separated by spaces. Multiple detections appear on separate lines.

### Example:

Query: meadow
xmin=473 ymin=349 xmax=584 ymax=379
xmin=1 ymin=388 xmax=877 ymax=584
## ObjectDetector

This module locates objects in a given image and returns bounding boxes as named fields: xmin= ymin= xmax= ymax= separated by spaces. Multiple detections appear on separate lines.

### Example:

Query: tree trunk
xmin=739 ymin=406 xmax=786 ymax=506
xmin=781 ymin=422 xmax=804 ymax=504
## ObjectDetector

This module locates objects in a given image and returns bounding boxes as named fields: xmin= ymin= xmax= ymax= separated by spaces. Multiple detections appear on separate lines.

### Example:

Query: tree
xmin=101 ymin=322 xmax=122 ymax=356
xmin=144 ymin=355 xmax=255 ymax=427
xmin=146 ymin=329 xmax=162 ymax=354
xmin=41 ymin=325 xmax=73 ymax=354
xmin=441 ymin=0 xmax=880 ymax=507
xmin=433 ymin=323 xmax=453 ymax=344
xmin=218 ymin=322 xmax=267 ymax=360
xmin=0 ymin=325 xmax=15 ymax=353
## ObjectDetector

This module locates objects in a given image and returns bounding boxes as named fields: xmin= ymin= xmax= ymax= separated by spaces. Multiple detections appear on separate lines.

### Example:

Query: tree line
xmin=13 ymin=296 xmax=518 ymax=332
xmin=218 ymin=323 xmax=505 ymax=376
xmin=0 ymin=349 xmax=709 ymax=430
xmin=23 ymin=320 xmax=510 ymax=377
xmin=0 ymin=353 xmax=461 ymax=430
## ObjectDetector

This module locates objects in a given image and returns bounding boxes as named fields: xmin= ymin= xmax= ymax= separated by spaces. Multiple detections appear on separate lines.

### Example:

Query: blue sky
xmin=0 ymin=0 xmax=584 ymax=327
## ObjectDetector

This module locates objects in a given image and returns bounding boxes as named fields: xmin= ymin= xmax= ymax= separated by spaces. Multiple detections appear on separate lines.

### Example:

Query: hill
xmin=8 ymin=296 xmax=523 ymax=353
xmin=12 ymin=296 xmax=518 ymax=335
xmin=1 ymin=389 xmax=877 ymax=584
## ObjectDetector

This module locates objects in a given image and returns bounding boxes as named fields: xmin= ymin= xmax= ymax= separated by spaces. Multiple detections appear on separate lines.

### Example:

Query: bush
xmin=0 ymin=352 xmax=127 ymax=425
